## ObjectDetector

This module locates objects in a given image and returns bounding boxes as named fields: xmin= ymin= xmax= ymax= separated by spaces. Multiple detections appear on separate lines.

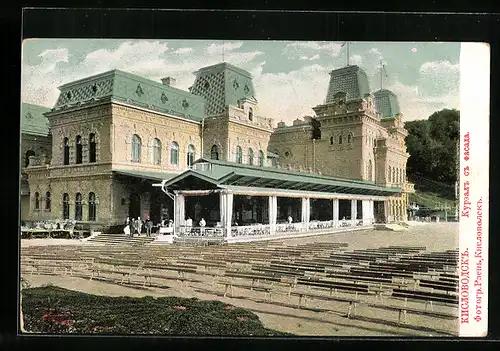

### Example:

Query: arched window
xmin=248 ymin=107 xmax=253 ymax=121
xmin=88 ymin=192 xmax=96 ymax=221
xmin=25 ymin=150 xmax=35 ymax=167
xmin=34 ymin=192 xmax=40 ymax=210
xmin=62 ymin=193 xmax=70 ymax=220
xmin=132 ymin=134 xmax=142 ymax=162
xmin=329 ymin=136 xmax=334 ymax=145
xmin=187 ymin=144 xmax=195 ymax=167
xmin=75 ymin=135 xmax=83 ymax=164
xmin=75 ymin=193 xmax=82 ymax=221
xmin=259 ymin=150 xmax=265 ymax=167
xmin=45 ymin=192 xmax=51 ymax=211
xmin=368 ymin=160 xmax=373 ymax=181
xmin=211 ymin=145 xmax=219 ymax=160
xmin=152 ymin=138 xmax=161 ymax=165
xmin=347 ymin=132 xmax=353 ymax=143
xmin=236 ymin=146 xmax=243 ymax=164
xmin=63 ymin=138 xmax=69 ymax=165
xmin=170 ymin=142 xmax=179 ymax=165
xmin=248 ymin=148 xmax=254 ymax=165
xmin=89 ymin=133 xmax=96 ymax=163
xmin=339 ymin=135 xmax=343 ymax=144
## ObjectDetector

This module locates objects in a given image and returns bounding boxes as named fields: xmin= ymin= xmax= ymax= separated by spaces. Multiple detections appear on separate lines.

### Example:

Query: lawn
xmin=21 ymin=285 xmax=293 ymax=336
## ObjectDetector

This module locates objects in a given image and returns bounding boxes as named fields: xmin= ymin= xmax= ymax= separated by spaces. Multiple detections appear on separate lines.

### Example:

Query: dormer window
xmin=244 ymin=84 xmax=250 ymax=94
xmin=182 ymin=100 xmax=189 ymax=109
xmin=161 ymin=92 xmax=168 ymax=103
xmin=233 ymin=79 xmax=239 ymax=90
xmin=136 ymin=84 xmax=144 ymax=97
xmin=204 ymin=81 xmax=210 ymax=89
xmin=91 ymin=83 xmax=98 ymax=94
xmin=248 ymin=107 xmax=253 ymax=121
xmin=66 ymin=91 xmax=72 ymax=100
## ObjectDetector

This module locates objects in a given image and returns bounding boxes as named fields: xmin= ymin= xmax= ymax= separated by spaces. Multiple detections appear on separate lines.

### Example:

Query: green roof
xmin=374 ymin=89 xmax=401 ymax=119
xmin=113 ymin=169 xmax=179 ymax=182
xmin=52 ymin=69 xmax=206 ymax=122
xmin=21 ymin=102 xmax=51 ymax=136
xmin=325 ymin=65 xmax=371 ymax=103
xmin=163 ymin=158 xmax=401 ymax=197
xmin=190 ymin=62 xmax=257 ymax=116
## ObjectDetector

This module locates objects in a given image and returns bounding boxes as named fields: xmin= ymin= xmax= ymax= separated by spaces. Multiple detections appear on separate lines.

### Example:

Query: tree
xmin=404 ymin=109 xmax=459 ymax=199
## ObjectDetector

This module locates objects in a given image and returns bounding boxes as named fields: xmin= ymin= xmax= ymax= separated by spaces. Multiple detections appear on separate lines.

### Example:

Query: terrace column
xmin=351 ymin=199 xmax=357 ymax=226
xmin=173 ymin=193 xmax=185 ymax=235
xmin=220 ymin=191 xmax=233 ymax=237
xmin=332 ymin=199 xmax=339 ymax=227
xmin=362 ymin=200 xmax=370 ymax=225
xmin=301 ymin=198 xmax=310 ymax=231
xmin=269 ymin=196 xmax=277 ymax=235
xmin=369 ymin=200 xmax=375 ymax=224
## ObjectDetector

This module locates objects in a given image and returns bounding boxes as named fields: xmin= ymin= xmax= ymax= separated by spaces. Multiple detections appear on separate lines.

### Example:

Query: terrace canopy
xmin=154 ymin=159 xmax=401 ymax=240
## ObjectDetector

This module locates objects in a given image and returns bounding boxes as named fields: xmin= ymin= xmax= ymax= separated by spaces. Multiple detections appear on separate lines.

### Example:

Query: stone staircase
xmin=85 ymin=233 xmax=155 ymax=245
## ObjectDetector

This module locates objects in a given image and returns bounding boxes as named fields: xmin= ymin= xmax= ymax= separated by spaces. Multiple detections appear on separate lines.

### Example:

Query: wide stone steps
xmin=86 ymin=233 xmax=155 ymax=245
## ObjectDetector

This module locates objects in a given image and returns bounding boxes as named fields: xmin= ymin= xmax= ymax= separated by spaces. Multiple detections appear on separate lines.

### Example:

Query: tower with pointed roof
xmin=190 ymin=62 xmax=273 ymax=164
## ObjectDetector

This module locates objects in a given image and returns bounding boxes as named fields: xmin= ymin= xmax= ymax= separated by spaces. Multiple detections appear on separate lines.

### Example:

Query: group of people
xmin=123 ymin=216 xmax=154 ymax=237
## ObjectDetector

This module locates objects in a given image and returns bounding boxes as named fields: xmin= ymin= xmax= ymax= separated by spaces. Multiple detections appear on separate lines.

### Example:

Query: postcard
xmin=19 ymin=37 xmax=489 ymax=337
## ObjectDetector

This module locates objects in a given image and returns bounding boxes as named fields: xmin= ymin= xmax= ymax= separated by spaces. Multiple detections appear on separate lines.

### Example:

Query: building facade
xmin=22 ymin=62 xmax=413 ymax=229
xmin=268 ymin=65 xmax=414 ymax=222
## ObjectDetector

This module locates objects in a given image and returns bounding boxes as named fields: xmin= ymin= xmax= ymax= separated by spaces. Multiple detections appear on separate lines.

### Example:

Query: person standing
xmin=199 ymin=217 xmax=206 ymax=236
xmin=129 ymin=219 xmax=136 ymax=237
xmin=145 ymin=218 xmax=153 ymax=236
xmin=136 ymin=217 xmax=142 ymax=235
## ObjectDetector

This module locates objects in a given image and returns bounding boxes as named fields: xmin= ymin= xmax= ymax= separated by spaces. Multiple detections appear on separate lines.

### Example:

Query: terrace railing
xmin=176 ymin=226 xmax=225 ymax=238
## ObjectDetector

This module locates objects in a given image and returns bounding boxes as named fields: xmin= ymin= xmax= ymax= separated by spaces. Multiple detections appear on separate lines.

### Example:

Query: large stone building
xmin=22 ymin=61 xmax=413 ymax=230
xmin=20 ymin=103 xmax=52 ymax=221
xmin=268 ymin=65 xmax=414 ymax=222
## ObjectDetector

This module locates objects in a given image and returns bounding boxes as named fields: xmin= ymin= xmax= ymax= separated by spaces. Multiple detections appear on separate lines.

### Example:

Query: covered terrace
xmin=154 ymin=159 xmax=401 ymax=242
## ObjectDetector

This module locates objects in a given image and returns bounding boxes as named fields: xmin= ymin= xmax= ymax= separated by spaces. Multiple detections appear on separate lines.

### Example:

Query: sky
xmin=21 ymin=39 xmax=461 ymax=124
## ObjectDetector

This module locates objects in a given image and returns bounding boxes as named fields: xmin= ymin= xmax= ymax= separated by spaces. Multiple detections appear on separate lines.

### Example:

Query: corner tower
xmin=190 ymin=62 xmax=273 ymax=164
xmin=311 ymin=65 xmax=380 ymax=180
xmin=325 ymin=65 xmax=371 ymax=103
xmin=190 ymin=62 xmax=258 ymax=117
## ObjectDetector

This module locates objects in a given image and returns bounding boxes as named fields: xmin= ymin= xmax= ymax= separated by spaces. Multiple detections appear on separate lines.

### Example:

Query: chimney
xmin=161 ymin=77 xmax=176 ymax=86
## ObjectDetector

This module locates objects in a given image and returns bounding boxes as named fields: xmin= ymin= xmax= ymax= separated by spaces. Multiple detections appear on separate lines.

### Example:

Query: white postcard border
xmin=458 ymin=42 xmax=490 ymax=337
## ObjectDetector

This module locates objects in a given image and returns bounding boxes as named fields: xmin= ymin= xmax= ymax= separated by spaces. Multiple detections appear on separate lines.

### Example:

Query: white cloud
xmin=350 ymin=54 xmax=363 ymax=66
xmin=299 ymin=54 xmax=320 ymax=61
xmin=386 ymin=80 xmax=460 ymax=121
xmin=21 ymin=41 xmax=461 ymax=125
xmin=82 ymin=41 xmax=170 ymax=74
xmin=420 ymin=60 xmax=459 ymax=74
xmin=284 ymin=42 xmax=343 ymax=60
xmin=172 ymin=47 xmax=194 ymax=54
xmin=253 ymin=64 xmax=331 ymax=124
xmin=206 ymin=41 xmax=243 ymax=55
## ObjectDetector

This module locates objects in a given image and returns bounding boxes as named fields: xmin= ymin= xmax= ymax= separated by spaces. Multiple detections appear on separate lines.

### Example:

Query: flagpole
xmin=222 ymin=40 xmax=225 ymax=62
xmin=380 ymin=61 xmax=383 ymax=89
xmin=346 ymin=42 xmax=350 ymax=66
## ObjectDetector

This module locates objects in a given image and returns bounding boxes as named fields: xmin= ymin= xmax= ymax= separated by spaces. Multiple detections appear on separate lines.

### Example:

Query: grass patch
xmin=21 ymin=286 xmax=293 ymax=336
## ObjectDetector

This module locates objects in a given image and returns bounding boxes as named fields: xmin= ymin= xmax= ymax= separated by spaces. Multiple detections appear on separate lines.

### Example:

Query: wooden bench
xmin=297 ymin=277 xmax=371 ymax=298
xmin=289 ymin=291 xmax=361 ymax=317
xmin=217 ymin=278 xmax=273 ymax=300
xmin=392 ymin=288 xmax=458 ymax=310
xmin=417 ymin=279 xmax=458 ymax=293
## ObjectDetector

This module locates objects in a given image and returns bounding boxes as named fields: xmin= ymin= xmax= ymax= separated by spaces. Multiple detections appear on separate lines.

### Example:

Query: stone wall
xmin=48 ymin=104 xmax=112 ymax=166
xmin=227 ymin=120 xmax=271 ymax=165
xmin=111 ymin=104 xmax=202 ymax=172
